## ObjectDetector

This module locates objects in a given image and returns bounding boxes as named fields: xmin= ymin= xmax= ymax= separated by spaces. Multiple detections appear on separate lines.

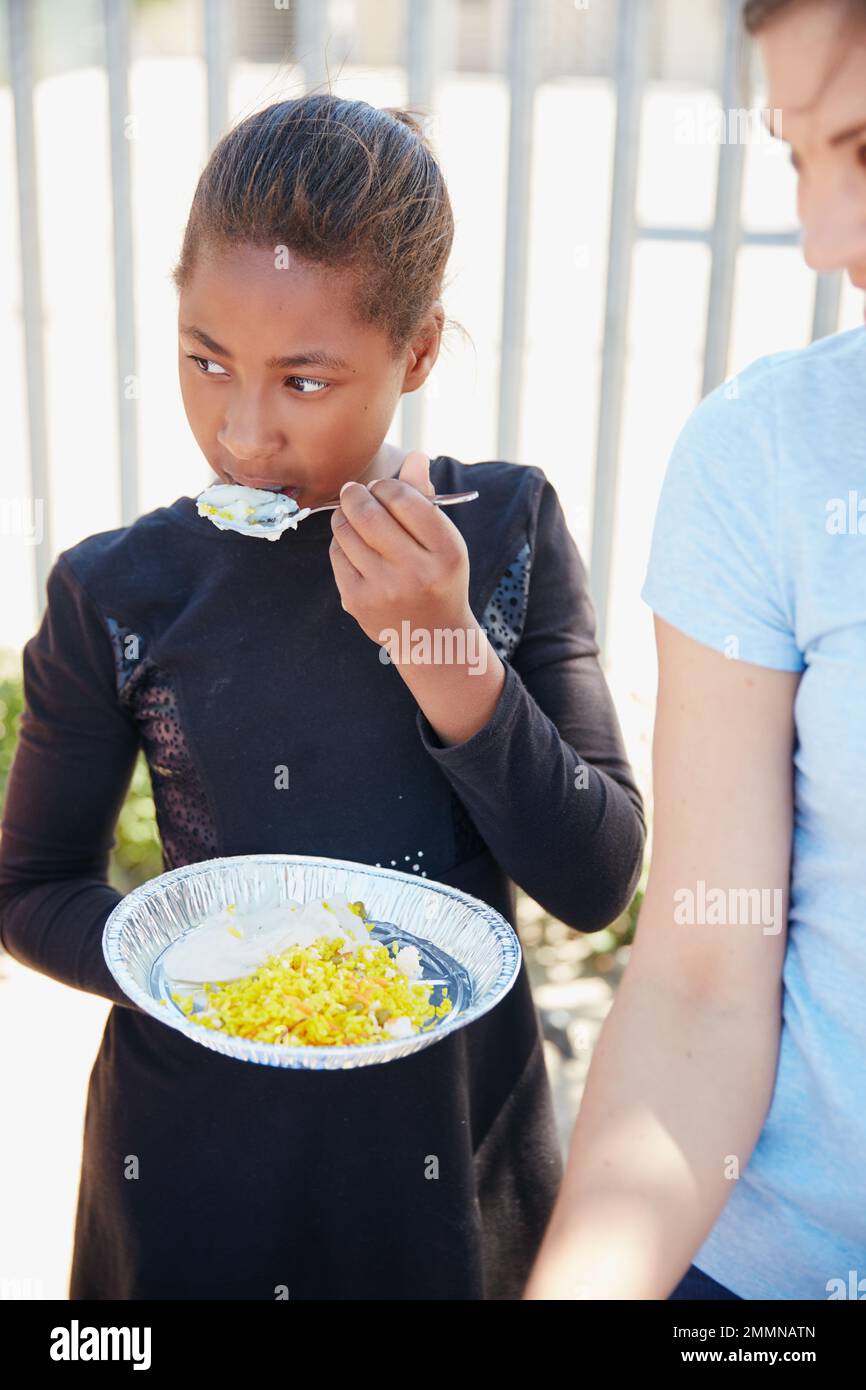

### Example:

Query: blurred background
xmin=1 ymin=0 xmax=863 ymax=1298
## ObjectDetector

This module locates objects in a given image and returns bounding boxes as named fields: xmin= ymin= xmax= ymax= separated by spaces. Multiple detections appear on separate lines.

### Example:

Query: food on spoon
xmin=195 ymin=482 xmax=312 ymax=540
xmin=165 ymin=894 xmax=452 ymax=1047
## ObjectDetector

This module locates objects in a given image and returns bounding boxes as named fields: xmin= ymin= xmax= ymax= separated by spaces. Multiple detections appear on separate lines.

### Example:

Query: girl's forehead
xmin=178 ymin=247 xmax=394 ymax=367
xmin=181 ymin=248 xmax=364 ymax=330
xmin=188 ymin=243 xmax=350 ymax=300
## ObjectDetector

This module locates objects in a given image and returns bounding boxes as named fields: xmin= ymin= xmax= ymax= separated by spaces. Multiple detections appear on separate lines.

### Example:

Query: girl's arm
xmin=0 ymin=555 xmax=145 ymax=1010
xmin=414 ymin=475 xmax=646 ymax=930
xmin=523 ymin=615 xmax=799 ymax=1298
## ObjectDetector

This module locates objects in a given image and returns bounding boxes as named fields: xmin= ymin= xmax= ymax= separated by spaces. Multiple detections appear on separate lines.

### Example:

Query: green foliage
xmin=0 ymin=667 xmax=24 ymax=805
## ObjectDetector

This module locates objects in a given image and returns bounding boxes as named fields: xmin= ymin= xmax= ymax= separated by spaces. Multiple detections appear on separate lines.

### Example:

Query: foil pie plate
xmin=103 ymin=854 xmax=521 ymax=1069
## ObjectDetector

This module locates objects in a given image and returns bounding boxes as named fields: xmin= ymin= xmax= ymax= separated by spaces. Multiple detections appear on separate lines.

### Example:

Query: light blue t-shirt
xmin=641 ymin=324 xmax=866 ymax=1301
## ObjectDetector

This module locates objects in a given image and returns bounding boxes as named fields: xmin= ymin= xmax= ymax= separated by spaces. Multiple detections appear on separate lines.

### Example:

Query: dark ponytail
xmin=172 ymin=94 xmax=455 ymax=355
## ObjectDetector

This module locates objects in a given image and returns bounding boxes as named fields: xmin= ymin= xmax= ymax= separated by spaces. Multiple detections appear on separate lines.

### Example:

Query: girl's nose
xmin=799 ymin=178 xmax=866 ymax=276
xmin=218 ymin=416 xmax=284 ymax=466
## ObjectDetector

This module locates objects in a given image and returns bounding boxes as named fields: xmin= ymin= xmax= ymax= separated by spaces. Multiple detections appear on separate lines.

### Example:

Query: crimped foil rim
xmin=103 ymin=854 xmax=521 ymax=1069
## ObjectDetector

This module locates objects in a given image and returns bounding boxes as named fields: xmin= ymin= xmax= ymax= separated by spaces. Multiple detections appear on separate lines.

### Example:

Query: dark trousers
xmin=669 ymin=1263 xmax=742 ymax=1299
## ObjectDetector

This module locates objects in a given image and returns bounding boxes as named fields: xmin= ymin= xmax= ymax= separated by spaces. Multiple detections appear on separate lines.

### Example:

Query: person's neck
xmin=357 ymin=442 xmax=408 ymax=486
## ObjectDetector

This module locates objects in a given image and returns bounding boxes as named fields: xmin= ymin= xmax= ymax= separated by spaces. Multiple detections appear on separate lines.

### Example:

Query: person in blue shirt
xmin=525 ymin=0 xmax=866 ymax=1300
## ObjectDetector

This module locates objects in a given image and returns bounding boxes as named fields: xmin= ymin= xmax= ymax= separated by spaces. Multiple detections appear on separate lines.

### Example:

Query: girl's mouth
xmin=224 ymin=470 xmax=303 ymax=501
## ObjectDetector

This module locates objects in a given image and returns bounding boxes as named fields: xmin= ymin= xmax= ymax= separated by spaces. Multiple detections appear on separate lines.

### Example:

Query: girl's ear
xmin=403 ymin=306 xmax=443 ymax=390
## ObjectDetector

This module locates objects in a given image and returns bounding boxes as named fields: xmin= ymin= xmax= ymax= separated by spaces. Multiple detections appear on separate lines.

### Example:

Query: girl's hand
xmin=329 ymin=451 xmax=474 ymax=649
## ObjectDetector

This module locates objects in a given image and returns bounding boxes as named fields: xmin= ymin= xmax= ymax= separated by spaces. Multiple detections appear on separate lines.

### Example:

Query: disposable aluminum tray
xmin=103 ymin=853 xmax=521 ymax=1070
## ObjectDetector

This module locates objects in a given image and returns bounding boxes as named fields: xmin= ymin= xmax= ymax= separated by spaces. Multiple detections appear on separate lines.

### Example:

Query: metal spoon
xmin=304 ymin=489 xmax=479 ymax=516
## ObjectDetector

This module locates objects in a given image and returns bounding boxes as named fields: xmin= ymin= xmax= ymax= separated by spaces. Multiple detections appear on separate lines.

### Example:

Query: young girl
xmin=525 ymin=0 xmax=866 ymax=1301
xmin=0 ymin=94 xmax=645 ymax=1300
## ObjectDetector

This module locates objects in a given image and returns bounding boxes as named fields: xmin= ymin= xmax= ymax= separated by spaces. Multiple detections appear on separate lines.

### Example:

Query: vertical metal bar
xmin=402 ymin=0 xmax=453 ymax=454
xmin=297 ymin=0 xmax=329 ymax=93
xmin=104 ymin=0 xmax=139 ymax=525
xmin=701 ymin=0 xmax=749 ymax=397
xmin=8 ymin=0 xmax=53 ymax=601
xmin=811 ymin=270 xmax=842 ymax=341
xmin=204 ymin=0 xmax=234 ymax=151
xmin=407 ymin=0 xmax=438 ymax=112
xmin=496 ymin=0 xmax=538 ymax=462
xmin=589 ymin=0 xmax=651 ymax=652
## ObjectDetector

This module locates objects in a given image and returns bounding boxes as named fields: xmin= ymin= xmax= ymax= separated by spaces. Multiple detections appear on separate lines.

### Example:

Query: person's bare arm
xmin=523 ymin=615 xmax=800 ymax=1299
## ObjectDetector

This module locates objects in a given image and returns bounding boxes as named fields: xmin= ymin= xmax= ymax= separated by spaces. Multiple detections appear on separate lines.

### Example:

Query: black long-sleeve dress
xmin=0 ymin=455 xmax=645 ymax=1300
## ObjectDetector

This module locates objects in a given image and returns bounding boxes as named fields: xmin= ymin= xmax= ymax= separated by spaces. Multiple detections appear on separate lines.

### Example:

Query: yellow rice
xmin=170 ymin=903 xmax=452 ymax=1047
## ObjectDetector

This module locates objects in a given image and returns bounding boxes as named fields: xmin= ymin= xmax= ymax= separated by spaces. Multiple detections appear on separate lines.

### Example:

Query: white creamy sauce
xmin=163 ymin=893 xmax=372 ymax=984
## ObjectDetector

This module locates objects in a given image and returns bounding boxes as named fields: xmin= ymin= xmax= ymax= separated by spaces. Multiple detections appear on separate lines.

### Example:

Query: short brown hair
xmin=743 ymin=0 xmax=866 ymax=33
xmin=172 ymin=94 xmax=456 ymax=355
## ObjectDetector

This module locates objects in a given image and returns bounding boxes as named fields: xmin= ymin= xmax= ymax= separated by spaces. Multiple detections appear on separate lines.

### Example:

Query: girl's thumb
xmin=398 ymin=450 xmax=434 ymax=497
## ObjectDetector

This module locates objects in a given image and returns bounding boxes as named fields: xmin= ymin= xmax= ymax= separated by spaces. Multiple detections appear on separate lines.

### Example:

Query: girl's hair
xmin=172 ymin=94 xmax=455 ymax=355
xmin=743 ymin=0 xmax=866 ymax=32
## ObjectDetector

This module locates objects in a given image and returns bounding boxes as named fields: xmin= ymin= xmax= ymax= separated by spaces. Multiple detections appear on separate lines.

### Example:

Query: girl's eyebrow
xmin=180 ymin=324 xmax=351 ymax=371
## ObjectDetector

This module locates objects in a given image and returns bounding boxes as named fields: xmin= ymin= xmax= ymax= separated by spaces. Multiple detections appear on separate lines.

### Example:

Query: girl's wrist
xmin=389 ymin=620 xmax=506 ymax=748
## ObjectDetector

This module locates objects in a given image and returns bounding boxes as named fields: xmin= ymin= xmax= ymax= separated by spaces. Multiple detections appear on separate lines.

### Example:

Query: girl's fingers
xmin=330 ymin=506 xmax=388 ymax=579
xmin=336 ymin=481 xmax=428 ymax=561
xmin=329 ymin=534 xmax=365 ymax=596
xmin=356 ymin=476 xmax=450 ymax=554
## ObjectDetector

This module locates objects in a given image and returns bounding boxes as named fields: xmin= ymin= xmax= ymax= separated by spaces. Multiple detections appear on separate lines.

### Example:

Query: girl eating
xmin=0 ymin=94 xmax=645 ymax=1299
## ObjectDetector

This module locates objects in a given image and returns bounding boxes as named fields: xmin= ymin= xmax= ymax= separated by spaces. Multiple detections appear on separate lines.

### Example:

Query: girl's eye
xmin=188 ymin=354 xmax=228 ymax=376
xmin=286 ymin=376 xmax=329 ymax=394
xmin=186 ymin=355 xmax=328 ymax=394
xmin=857 ymin=143 xmax=866 ymax=170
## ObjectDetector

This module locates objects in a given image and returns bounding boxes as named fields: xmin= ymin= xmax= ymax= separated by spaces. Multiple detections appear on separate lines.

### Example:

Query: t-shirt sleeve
xmin=415 ymin=472 xmax=647 ymax=931
xmin=641 ymin=372 xmax=803 ymax=671
xmin=0 ymin=553 xmax=146 ymax=1010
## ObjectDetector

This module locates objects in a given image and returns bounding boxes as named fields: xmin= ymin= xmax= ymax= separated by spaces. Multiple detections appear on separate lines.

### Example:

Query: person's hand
xmin=329 ymin=450 xmax=473 ymax=649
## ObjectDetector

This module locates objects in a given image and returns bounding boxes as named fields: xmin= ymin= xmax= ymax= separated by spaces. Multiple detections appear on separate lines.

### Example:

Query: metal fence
xmin=6 ymin=0 xmax=841 ymax=649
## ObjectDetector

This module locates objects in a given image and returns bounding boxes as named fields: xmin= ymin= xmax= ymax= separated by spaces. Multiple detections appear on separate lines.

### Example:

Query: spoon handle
xmin=307 ymin=489 xmax=479 ymax=515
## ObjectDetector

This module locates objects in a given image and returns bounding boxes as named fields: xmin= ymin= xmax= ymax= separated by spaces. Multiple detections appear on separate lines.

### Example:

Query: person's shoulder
xmin=48 ymin=500 xmax=197 ymax=636
xmin=751 ymin=321 xmax=866 ymax=384
xmin=432 ymin=453 xmax=553 ymax=542
xmin=431 ymin=455 xmax=556 ymax=604
xmin=57 ymin=499 xmax=193 ymax=593
xmin=433 ymin=454 xmax=548 ymax=499
xmin=643 ymin=341 xmax=836 ymax=670
xmin=667 ymin=327 xmax=866 ymax=510
xmin=432 ymin=454 xmax=554 ymax=531
xmin=694 ymin=325 xmax=866 ymax=428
